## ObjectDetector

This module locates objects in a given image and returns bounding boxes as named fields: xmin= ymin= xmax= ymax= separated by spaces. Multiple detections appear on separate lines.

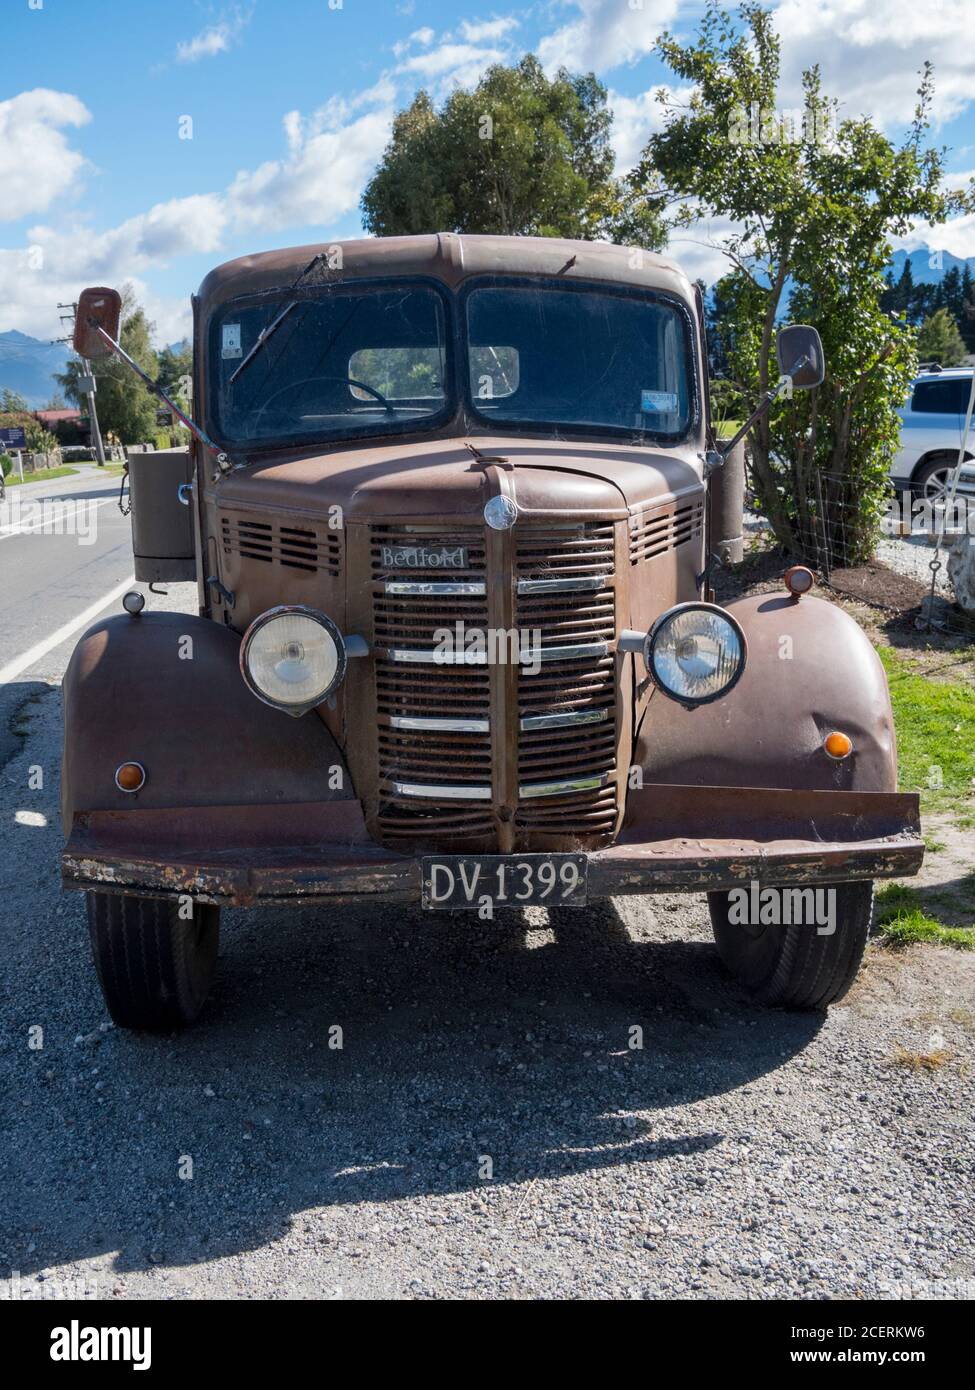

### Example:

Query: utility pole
xmin=57 ymin=302 xmax=106 ymax=466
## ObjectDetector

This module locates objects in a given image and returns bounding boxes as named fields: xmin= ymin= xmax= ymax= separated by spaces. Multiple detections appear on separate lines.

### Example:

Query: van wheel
xmin=86 ymin=892 xmax=219 ymax=1031
xmin=707 ymin=881 xmax=873 ymax=1009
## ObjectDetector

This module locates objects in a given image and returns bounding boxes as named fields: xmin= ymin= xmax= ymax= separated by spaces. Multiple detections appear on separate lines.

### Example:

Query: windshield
xmin=465 ymin=281 xmax=692 ymax=438
xmin=211 ymin=282 xmax=449 ymax=445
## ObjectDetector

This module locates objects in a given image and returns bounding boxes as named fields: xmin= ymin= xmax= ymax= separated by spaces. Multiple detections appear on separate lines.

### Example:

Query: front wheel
xmin=86 ymin=891 xmax=220 ymax=1031
xmin=708 ymin=880 xmax=873 ymax=1009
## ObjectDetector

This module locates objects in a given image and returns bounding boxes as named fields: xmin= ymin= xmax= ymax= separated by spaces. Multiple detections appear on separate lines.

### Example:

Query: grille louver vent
xmin=221 ymin=515 xmax=341 ymax=576
xmin=629 ymin=499 xmax=704 ymax=565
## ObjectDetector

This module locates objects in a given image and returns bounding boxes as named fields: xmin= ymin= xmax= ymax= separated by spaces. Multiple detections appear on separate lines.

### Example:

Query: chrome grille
xmin=516 ymin=524 xmax=618 ymax=836
xmin=370 ymin=520 xmax=619 ymax=846
xmin=372 ymin=526 xmax=493 ymax=839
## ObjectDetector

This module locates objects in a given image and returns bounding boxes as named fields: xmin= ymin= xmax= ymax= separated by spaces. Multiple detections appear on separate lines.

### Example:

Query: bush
xmin=0 ymin=453 xmax=13 ymax=478
xmin=0 ymin=410 xmax=59 ymax=457
xmin=709 ymin=377 xmax=746 ymax=429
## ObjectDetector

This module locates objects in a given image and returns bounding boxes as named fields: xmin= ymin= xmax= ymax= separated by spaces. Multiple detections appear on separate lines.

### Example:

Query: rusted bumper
xmin=61 ymin=785 xmax=922 ymax=907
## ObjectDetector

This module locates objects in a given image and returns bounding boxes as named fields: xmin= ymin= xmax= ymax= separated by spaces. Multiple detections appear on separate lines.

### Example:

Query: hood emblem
xmin=484 ymin=494 xmax=518 ymax=531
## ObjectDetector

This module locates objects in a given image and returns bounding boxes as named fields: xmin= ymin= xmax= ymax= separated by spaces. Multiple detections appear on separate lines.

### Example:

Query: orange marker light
xmin=115 ymin=761 xmax=146 ymax=793
xmin=824 ymin=732 xmax=852 ymax=760
xmin=784 ymin=565 xmax=814 ymax=598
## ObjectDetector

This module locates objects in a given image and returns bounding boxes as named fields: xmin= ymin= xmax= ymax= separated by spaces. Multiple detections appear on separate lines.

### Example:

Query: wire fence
xmin=745 ymin=469 xmax=975 ymax=642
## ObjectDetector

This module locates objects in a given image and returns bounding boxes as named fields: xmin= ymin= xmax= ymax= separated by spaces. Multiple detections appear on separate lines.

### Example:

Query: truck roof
xmin=197 ymin=233 xmax=696 ymax=311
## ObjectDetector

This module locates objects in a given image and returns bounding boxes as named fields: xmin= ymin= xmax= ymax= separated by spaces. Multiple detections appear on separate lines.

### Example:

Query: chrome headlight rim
xmin=645 ymin=601 xmax=747 ymax=707
xmin=239 ymin=604 xmax=347 ymax=716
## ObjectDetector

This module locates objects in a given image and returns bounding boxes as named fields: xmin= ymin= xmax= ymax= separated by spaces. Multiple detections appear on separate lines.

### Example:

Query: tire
xmin=86 ymin=892 xmax=219 ymax=1031
xmin=708 ymin=880 xmax=873 ymax=1009
xmin=910 ymin=456 xmax=955 ymax=504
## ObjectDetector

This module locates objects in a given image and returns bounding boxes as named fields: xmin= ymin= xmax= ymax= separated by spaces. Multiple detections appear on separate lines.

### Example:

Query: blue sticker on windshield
xmin=641 ymin=389 xmax=678 ymax=413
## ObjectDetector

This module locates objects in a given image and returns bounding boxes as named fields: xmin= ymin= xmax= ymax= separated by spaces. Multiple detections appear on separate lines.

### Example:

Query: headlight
xmin=240 ymin=606 xmax=347 ymax=716
xmin=644 ymin=602 xmax=746 ymax=706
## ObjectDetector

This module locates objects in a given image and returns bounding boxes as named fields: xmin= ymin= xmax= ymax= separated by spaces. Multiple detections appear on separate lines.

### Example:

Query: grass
xmin=3 ymin=466 xmax=79 ymax=487
xmin=891 ymin=1044 xmax=952 ymax=1071
xmin=877 ymin=645 xmax=975 ymax=818
xmin=875 ymin=883 xmax=974 ymax=951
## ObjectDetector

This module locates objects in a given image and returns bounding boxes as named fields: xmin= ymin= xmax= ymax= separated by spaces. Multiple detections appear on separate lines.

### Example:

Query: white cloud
xmin=893 ymin=214 xmax=975 ymax=263
xmin=0 ymin=243 xmax=187 ymax=345
xmin=176 ymin=7 xmax=252 ymax=64
xmin=227 ymin=107 xmax=394 ymax=230
xmin=27 ymin=194 xmax=227 ymax=279
xmin=773 ymin=0 xmax=975 ymax=129
xmin=0 ymin=90 xmax=91 ymax=221
xmin=538 ymin=0 xmax=678 ymax=74
xmin=396 ymin=41 xmax=509 ymax=97
xmin=398 ymin=41 xmax=505 ymax=79
xmin=392 ymin=27 xmax=435 ymax=59
xmin=458 ymin=17 xmax=520 ymax=43
xmin=0 ymin=194 xmax=225 ymax=341
xmin=609 ymin=83 xmax=692 ymax=171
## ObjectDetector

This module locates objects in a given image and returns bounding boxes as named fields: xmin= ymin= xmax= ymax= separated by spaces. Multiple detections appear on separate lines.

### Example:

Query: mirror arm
xmin=87 ymin=322 xmax=235 ymax=475
xmin=718 ymin=377 xmax=789 ymax=460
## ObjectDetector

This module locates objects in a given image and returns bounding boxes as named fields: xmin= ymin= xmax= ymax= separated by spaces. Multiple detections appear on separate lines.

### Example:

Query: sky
xmin=2 ymin=0 xmax=975 ymax=347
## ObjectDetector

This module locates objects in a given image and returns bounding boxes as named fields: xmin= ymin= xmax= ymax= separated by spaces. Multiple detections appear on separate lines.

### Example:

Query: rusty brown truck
xmin=61 ymin=234 xmax=922 ymax=1030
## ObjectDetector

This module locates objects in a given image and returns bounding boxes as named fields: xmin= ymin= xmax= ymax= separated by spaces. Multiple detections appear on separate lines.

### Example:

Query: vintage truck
xmin=62 ymin=234 xmax=922 ymax=1030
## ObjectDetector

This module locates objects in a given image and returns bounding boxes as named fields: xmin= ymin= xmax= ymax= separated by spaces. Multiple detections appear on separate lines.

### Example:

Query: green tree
xmin=960 ymin=265 xmax=975 ymax=350
xmin=362 ymin=56 xmax=664 ymax=248
xmin=57 ymin=286 xmax=159 ymax=445
xmin=156 ymin=340 xmax=193 ymax=404
xmin=631 ymin=3 xmax=972 ymax=564
xmin=0 ymin=407 xmax=58 ymax=454
xmin=917 ymin=306 xmax=968 ymax=366
xmin=1 ymin=388 xmax=30 ymax=413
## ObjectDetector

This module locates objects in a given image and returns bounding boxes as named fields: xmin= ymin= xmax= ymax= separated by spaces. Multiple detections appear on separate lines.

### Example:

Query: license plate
xmin=421 ymin=853 xmax=588 ymax=910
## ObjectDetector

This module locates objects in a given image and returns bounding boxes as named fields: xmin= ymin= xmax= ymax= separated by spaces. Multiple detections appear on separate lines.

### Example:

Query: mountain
xmin=887 ymin=248 xmax=975 ymax=286
xmin=0 ymin=331 xmax=71 ymax=408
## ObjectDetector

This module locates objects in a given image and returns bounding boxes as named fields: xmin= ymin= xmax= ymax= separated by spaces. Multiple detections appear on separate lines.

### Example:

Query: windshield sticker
xmin=641 ymin=389 xmax=678 ymax=414
xmin=222 ymin=324 xmax=242 ymax=360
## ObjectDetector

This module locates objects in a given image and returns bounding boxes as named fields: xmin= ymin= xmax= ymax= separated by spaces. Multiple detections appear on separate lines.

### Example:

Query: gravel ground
xmin=877 ymin=533 xmax=955 ymax=597
xmin=2 ymin=686 xmax=974 ymax=1301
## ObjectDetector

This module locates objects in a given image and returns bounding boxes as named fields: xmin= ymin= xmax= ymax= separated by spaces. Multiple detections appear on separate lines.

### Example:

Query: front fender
xmin=634 ymin=593 xmax=898 ymax=794
xmin=61 ymin=611 xmax=355 ymax=830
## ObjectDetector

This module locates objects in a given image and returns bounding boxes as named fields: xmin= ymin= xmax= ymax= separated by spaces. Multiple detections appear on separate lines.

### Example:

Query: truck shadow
xmin=10 ymin=893 xmax=824 ymax=1279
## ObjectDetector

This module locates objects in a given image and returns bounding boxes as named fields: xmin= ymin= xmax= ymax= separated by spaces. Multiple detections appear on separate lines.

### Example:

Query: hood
xmin=214 ymin=435 xmax=704 ymax=522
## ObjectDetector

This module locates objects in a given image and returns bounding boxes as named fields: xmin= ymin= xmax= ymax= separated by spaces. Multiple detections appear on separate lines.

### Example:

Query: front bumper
xmin=62 ymin=784 xmax=922 ymax=907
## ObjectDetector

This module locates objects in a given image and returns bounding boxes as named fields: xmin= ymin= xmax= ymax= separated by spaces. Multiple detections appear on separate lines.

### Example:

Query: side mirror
xmin=73 ymin=287 xmax=122 ymax=359
xmin=776 ymin=324 xmax=824 ymax=390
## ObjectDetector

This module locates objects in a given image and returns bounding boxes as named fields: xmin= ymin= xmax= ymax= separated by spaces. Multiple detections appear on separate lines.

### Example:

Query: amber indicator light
xmin=115 ymin=761 xmax=146 ymax=792
xmin=784 ymin=565 xmax=815 ymax=597
xmin=824 ymin=732 xmax=852 ymax=759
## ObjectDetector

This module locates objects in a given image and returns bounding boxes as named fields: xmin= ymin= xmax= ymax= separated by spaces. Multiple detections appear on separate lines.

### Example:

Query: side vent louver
xmin=629 ymin=498 xmax=704 ymax=565
xmin=220 ymin=515 xmax=340 ymax=576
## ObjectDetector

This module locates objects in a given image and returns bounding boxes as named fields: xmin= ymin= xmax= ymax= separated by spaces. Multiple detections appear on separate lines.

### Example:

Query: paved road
xmin=0 ymin=467 xmax=154 ymax=767
xmin=1 ymin=475 xmax=972 ymax=1301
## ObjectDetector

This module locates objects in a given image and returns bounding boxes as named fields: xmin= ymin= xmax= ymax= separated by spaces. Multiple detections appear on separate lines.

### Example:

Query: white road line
xmin=0 ymin=497 xmax=115 ymax=541
xmin=0 ymin=575 xmax=136 ymax=687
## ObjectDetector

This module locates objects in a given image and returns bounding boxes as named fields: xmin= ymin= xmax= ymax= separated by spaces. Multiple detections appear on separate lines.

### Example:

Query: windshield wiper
xmin=229 ymin=251 xmax=343 ymax=386
xmin=229 ymin=301 xmax=299 ymax=384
